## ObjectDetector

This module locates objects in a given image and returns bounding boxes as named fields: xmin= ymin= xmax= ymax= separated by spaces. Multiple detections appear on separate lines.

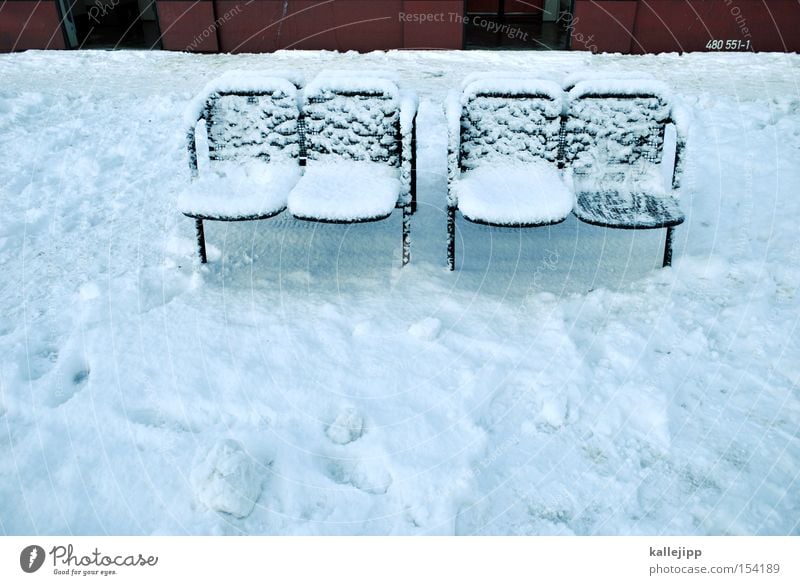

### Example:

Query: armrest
xmin=187 ymin=123 xmax=199 ymax=179
xmin=445 ymin=90 xmax=463 ymax=209
xmin=672 ymin=134 xmax=686 ymax=189
xmin=185 ymin=92 xmax=210 ymax=180
xmin=669 ymin=102 xmax=690 ymax=190
xmin=672 ymin=125 xmax=686 ymax=190
xmin=399 ymin=91 xmax=419 ymax=207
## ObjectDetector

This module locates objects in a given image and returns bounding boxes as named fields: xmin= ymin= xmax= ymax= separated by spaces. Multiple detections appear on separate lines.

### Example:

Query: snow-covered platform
xmin=0 ymin=50 xmax=798 ymax=536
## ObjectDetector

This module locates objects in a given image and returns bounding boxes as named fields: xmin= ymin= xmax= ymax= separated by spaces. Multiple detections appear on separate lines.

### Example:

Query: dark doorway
xmin=56 ymin=0 xmax=161 ymax=49
xmin=463 ymin=0 xmax=572 ymax=50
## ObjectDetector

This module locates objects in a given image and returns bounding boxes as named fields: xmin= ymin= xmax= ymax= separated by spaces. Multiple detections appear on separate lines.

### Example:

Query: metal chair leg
xmin=402 ymin=205 xmax=411 ymax=266
xmin=662 ymin=226 xmax=674 ymax=267
xmin=447 ymin=206 xmax=456 ymax=271
xmin=195 ymin=218 xmax=208 ymax=264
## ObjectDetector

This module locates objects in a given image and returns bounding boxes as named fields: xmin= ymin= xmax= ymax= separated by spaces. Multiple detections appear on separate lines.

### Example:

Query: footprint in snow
xmin=326 ymin=458 xmax=393 ymax=495
xmin=408 ymin=317 xmax=441 ymax=341
xmin=325 ymin=407 xmax=365 ymax=445
xmin=137 ymin=267 xmax=198 ymax=313
xmin=47 ymin=351 xmax=91 ymax=408
xmin=19 ymin=344 xmax=60 ymax=382
xmin=191 ymin=439 xmax=264 ymax=519
xmin=351 ymin=321 xmax=377 ymax=337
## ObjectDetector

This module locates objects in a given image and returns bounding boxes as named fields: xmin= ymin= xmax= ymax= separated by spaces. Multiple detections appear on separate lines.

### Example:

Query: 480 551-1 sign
xmin=706 ymin=39 xmax=752 ymax=51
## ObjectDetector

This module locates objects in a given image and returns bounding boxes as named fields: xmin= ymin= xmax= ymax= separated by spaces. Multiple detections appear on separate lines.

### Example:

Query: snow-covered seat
xmin=287 ymin=72 xmax=418 ymax=266
xmin=453 ymin=164 xmax=571 ymax=226
xmin=181 ymin=70 xmax=304 ymax=263
xmin=446 ymin=77 xmax=569 ymax=270
xmin=564 ymin=80 xmax=687 ymax=266
xmin=289 ymin=161 xmax=402 ymax=222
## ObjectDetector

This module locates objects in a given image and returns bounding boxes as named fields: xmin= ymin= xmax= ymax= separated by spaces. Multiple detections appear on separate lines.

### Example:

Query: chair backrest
xmin=564 ymin=80 xmax=672 ymax=174
xmin=458 ymin=79 xmax=563 ymax=172
xmin=198 ymin=73 xmax=302 ymax=166
xmin=301 ymin=75 xmax=402 ymax=167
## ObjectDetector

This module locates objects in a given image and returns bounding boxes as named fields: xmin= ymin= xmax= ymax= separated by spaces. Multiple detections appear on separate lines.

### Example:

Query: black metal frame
xmin=185 ymin=83 xmax=417 ymax=267
xmin=447 ymin=91 xmax=564 ymax=271
xmin=447 ymin=88 xmax=687 ymax=271
xmin=463 ymin=215 xmax=569 ymax=229
xmin=185 ymin=88 xmax=301 ymax=263
xmin=298 ymin=88 xmax=417 ymax=267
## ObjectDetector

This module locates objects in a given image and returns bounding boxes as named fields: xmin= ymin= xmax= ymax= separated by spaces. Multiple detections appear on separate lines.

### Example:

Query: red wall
xmin=569 ymin=1 xmax=637 ymax=54
xmin=215 ymin=0 xmax=403 ymax=52
xmin=0 ymin=1 xmax=65 ymax=51
xmin=156 ymin=0 xmax=462 ymax=52
xmin=157 ymin=1 xmax=218 ymax=52
xmin=3 ymin=0 xmax=800 ymax=53
xmin=403 ymin=0 xmax=464 ymax=49
xmin=572 ymin=0 xmax=800 ymax=54
xmin=467 ymin=0 xmax=543 ymax=14
xmin=630 ymin=0 xmax=800 ymax=53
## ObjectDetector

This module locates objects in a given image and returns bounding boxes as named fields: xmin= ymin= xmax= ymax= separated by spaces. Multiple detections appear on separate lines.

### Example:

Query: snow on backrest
xmin=203 ymin=81 xmax=301 ymax=165
xmin=310 ymin=69 xmax=399 ymax=86
xmin=459 ymin=79 xmax=563 ymax=171
xmin=565 ymin=81 xmax=672 ymax=174
xmin=460 ymin=72 xmax=525 ymax=91
xmin=562 ymin=71 xmax=655 ymax=91
xmin=302 ymin=79 xmax=401 ymax=166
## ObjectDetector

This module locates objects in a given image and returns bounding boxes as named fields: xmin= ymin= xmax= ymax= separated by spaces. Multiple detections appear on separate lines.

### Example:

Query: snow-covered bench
xmin=563 ymin=80 xmax=687 ymax=266
xmin=180 ymin=71 xmax=304 ymax=263
xmin=287 ymin=73 xmax=418 ymax=266
xmin=446 ymin=76 xmax=572 ymax=270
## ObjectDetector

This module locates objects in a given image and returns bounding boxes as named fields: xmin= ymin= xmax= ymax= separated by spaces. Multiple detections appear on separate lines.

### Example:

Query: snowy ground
xmin=0 ymin=49 xmax=798 ymax=535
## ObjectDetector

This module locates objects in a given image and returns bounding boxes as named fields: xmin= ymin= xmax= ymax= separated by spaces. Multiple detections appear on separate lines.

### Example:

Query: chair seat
xmin=178 ymin=162 xmax=301 ymax=220
xmin=288 ymin=161 xmax=401 ymax=222
xmin=572 ymin=171 xmax=685 ymax=229
xmin=453 ymin=164 xmax=572 ymax=226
